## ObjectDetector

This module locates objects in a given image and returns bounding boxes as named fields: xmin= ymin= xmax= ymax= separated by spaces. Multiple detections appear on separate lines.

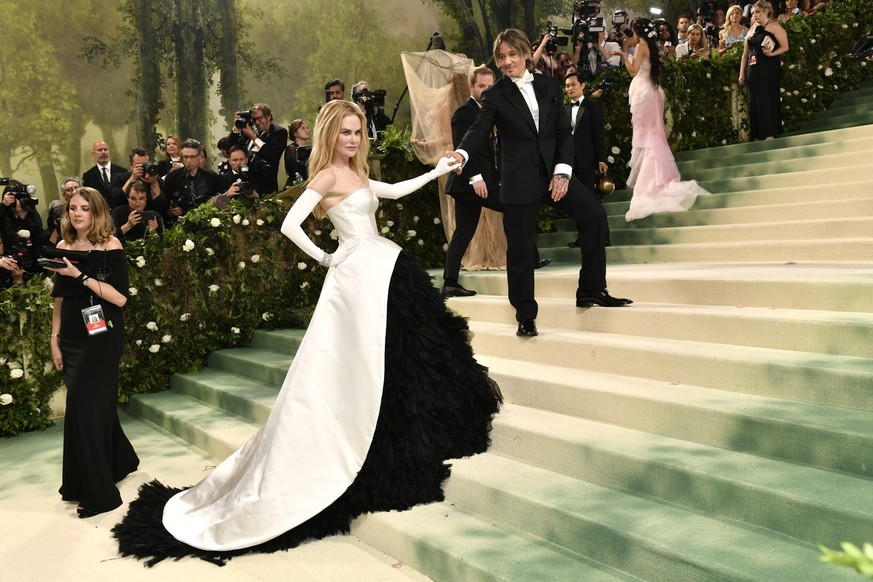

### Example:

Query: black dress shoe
xmin=516 ymin=319 xmax=538 ymax=337
xmin=534 ymin=258 xmax=551 ymax=269
xmin=441 ymin=284 xmax=477 ymax=298
xmin=576 ymin=290 xmax=633 ymax=308
xmin=567 ymin=239 xmax=580 ymax=248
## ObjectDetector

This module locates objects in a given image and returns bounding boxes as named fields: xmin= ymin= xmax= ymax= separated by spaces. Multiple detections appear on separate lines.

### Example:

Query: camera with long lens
xmin=612 ymin=10 xmax=631 ymax=42
xmin=234 ymin=110 xmax=253 ymax=129
xmin=142 ymin=161 xmax=160 ymax=176
xmin=236 ymin=166 xmax=255 ymax=197
xmin=542 ymin=22 xmax=570 ymax=55
xmin=168 ymin=181 xmax=197 ymax=213
xmin=352 ymin=87 xmax=387 ymax=112
xmin=0 ymin=178 xmax=39 ymax=211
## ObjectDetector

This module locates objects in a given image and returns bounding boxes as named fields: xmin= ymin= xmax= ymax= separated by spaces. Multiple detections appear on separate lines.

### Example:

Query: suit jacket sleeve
xmin=452 ymin=102 xmax=486 ymax=180
xmin=456 ymin=91 xmax=496 ymax=164
xmin=256 ymin=125 xmax=288 ymax=170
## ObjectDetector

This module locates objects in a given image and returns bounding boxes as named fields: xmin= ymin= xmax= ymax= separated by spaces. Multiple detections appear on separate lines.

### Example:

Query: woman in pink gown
xmin=616 ymin=18 xmax=710 ymax=222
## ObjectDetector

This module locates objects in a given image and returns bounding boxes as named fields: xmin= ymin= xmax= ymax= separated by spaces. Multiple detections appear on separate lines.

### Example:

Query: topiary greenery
xmin=821 ymin=542 xmax=873 ymax=578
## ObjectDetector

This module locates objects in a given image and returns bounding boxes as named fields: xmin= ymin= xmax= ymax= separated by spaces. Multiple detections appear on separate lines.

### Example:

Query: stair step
xmin=477 ymin=355 xmax=873 ymax=478
xmin=466 ymin=320 xmax=873 ymax=411
xmin=443 ymin=453 xmax=860 ymax=582
xmin=170 ymin=367 xmax=279 ymax=425
xmin=454 ymin=295 xmax=873 ymax=357
xmin=353 ymin=503 xmax=629 ymax=582
xmin=453 ymin=262 xmax=873 ymax=313
xmin=673 ymin=123 xmax=873 ymax=160
xmin=128 ymin=391 xmax=256 ymax=460
xmin=484 ymin=405 xmax=873 ymax=547
xmin=249 ymin=328 xmax=306 ymax=354
xmin=206 ymin=346 xmax=293 ymax=386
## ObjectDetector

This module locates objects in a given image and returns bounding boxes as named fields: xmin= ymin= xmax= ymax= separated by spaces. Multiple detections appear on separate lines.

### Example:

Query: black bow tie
xmin=571 ymin=101 xmax=581 ymax=107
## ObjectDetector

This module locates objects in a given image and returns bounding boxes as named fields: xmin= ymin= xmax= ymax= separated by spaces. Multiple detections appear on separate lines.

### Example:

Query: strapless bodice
xmin=326 ymin=188 xmax=380 ymax=242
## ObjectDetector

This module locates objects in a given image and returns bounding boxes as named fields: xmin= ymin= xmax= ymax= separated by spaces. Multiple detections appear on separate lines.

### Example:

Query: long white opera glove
xmin=280 ymin=188 xmax=359 ymax=268
xmin=369 ymin=155 xmax=461 ymax=200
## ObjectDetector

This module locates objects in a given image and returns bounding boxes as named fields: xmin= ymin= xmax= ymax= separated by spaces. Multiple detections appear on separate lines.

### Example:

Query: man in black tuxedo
xmin=565 ymin=72 xmax=610 ymax=248
xmin=450 ymin=29 xmax=630 ymax=337
xmin=82 ymin=141 xmax=126 ymax=207
xmin=441 ymin=65 xmax=502 ymax=298
xmin=226 ymin=103 xmax=288 ymax=195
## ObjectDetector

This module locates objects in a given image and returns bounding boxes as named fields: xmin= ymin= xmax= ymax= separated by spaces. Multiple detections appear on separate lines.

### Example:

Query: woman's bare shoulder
xmin=56 ymin=240 xmax=70 ymax=250
xmin=104 ymin=236 xmax=123 ymax=251
xmin=307 ymin=170 xmax=337 ymax=197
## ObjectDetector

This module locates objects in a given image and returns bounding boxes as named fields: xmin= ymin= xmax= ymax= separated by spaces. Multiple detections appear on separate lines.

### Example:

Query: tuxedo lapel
xmin=500 ymin=76 xmax=537 ymax=135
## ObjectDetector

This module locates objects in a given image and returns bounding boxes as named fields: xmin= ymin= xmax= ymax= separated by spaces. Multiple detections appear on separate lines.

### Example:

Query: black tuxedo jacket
xmin=163 ymin=167 xmax=225 ymax=211
xmin=446 ymin=97 xmax=501 ymax=209
xmin=458 ymin=74 xmax=573 ymax=206
xmin=227 ymin=123 xmax=288 ymax=195
xmin=83 ymin=163 xmax=126 ymax=205
xmin=569 ymin=99 xmax=607 ymax=191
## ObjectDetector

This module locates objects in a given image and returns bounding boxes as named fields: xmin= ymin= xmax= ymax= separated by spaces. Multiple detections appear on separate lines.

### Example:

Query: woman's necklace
xmin=73 ymin=239 xmax=91 ymax=247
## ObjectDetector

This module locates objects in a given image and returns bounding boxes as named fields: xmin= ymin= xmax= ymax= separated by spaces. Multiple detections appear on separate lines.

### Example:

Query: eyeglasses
xmin=63 ymin=186 xmax=79 ymax=193
xmin=181 ymin=154 xmax=200 ymax=160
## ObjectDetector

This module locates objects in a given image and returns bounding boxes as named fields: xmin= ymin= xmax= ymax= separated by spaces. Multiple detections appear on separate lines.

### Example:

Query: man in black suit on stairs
xmin=441 ymin=65 xmax=502 ymax=298
xmin=82 ymin=141 xmax=126 ymax=207
xmin=448 ymin=29 xmax=630 ymax=338
xmin=565 ymin=71 xmax=610 ymax=248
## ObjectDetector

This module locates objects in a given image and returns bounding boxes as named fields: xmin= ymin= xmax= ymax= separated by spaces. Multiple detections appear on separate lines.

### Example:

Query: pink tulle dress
xmin=625 ymin=56 xmax=710 ymax=222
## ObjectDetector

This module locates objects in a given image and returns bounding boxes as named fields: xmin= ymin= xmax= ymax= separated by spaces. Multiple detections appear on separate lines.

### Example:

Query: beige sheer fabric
xmin=401 ymin=50 xmax=506 ymax=270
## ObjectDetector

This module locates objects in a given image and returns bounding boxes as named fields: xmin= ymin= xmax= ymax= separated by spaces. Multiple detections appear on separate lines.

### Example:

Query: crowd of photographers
xmin=533 ymin=0 xmax=825 ymax=85
xmin=0 ymin=85 xmax=394 ymax=290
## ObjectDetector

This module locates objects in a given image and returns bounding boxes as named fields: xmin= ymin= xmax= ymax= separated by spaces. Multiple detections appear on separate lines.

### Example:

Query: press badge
xmin=82 ymin=305 xmax=108 ymax=335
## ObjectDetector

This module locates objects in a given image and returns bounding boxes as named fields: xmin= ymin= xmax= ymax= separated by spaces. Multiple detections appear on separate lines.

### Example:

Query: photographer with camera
xmin=113 ymin=147 xmax=167 ymax=213
xmin=352 ymin=81 xmax=392 ymax=141
xmin=0 ymin=238 xmax=25 ymax=289
xmin=163 ymin=139 xmax=224 ymax=226
xmin=111 ymin=181 xmax=164 ymax=242
xmin=226 ymin=103 xmax=288 ymax=195
xmin=1 ymin=179 xmax=44 ymax=276
xmin=209 ymin=145 xmax=259 ymax=210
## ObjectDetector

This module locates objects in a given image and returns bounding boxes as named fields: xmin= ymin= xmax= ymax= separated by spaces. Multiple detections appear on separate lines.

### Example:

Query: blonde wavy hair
xmin=306 ymin=100 xmax=370 ymax=219
xmin=61 ymin=187 xmax=115 ymax=246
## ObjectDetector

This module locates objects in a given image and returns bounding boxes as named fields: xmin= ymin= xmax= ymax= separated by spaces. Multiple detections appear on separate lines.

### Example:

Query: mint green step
xmin=674 ymin=124 xmax=873 ymax=161
xmin=457 ymin=295 xmax=873 ymax=358
xmin=478 ymin=355 xmax=873 ymax=478
xmin=206 ymin=347 xmax=293 ymax=386
xmin=353 ymin=503 xmax=630 ymax=582
xmin=128 ymin=390 xmax=258 ymax=459
xmin=486 ymin=405 xmax=873 ymax=547
xmin=443 ymin=454 xmax=860 ymax=582
xmin=467 ymin=320 xmax=873 ymax=411
xmin=170 ymin=367 xmax=278 ymax=425
xmin=454 ymin=263 xmax=873 ymax=313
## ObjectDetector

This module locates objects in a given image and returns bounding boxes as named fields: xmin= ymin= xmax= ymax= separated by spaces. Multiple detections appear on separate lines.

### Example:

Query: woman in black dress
xmin=739 ymin=0 xmax=790 ymax=140
xmin=283 ymin=119 xmax=311 ymax=188
xmin=48 ymin=187 xmax=139 ymax=518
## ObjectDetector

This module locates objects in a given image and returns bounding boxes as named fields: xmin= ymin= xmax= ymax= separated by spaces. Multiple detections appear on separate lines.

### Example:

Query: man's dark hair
xmin=566 ymin=72 xmax=586 ymax=86
xmin=251 ymin=103 xmax=273 ymax=120
xmin=129 ymin=147 xmax=149 ymax=164
xmin=180 ymin=138 xmax=204 ymax=154
xmin=130 ymin=181 xmax=148 ymax=195
xmin=217 ymin=136 xmax=230 ymax=152
xmin=227 ymin=145 xmax=247 ymax=157
xmin=324 ymin=79 xmax=345 ymax=91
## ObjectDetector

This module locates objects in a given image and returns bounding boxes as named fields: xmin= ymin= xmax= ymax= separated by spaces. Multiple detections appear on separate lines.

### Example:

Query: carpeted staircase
xmin=125 ymin=80 xmax=873 ymax=581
